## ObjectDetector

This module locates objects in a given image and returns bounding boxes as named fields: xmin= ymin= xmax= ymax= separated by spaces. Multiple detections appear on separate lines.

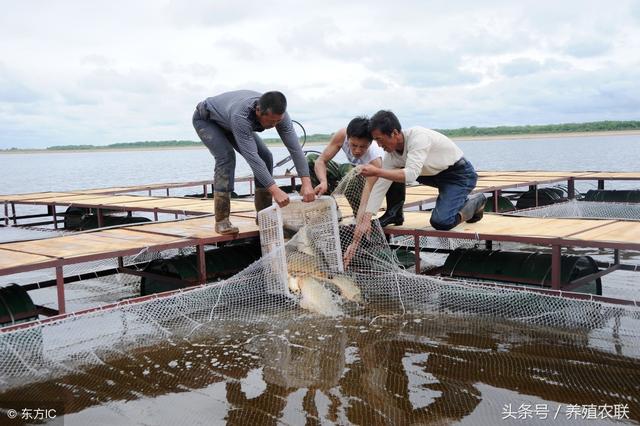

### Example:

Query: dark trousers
xmin=416 ymin=158 xmax=477 ymax=230
xmin=192 ymin=106 xmax=272 ymax=192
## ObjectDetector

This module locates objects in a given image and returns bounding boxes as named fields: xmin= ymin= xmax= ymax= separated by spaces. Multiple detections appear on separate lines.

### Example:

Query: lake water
xmin=1 ymin=133 xmax=640 ymax=300
xmin=2 ymin=311 xmax=639 ymax=425
xmin=2 ymin=133 xmax=640 ymax=196
xmin=1 ymin=134 xmax=640 ymax=425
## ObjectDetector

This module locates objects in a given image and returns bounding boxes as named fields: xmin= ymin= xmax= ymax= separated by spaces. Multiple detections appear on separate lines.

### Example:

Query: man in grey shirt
xmin=193 ymin=90 xmax=315 ymax=234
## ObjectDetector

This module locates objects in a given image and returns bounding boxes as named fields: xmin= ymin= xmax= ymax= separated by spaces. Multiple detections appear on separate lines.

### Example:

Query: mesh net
xmin=506 ymin=200 xmax=640 ymax=220
xmin=1 ymin=176 xmax=640 ymax=424
xmin=0 ymin=244 xmax=197 ymax=314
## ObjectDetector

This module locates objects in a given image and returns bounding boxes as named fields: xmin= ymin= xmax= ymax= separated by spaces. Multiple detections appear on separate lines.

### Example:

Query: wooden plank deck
xmin=0 ymin=194 xmax=254 ymax=217
xmin=386 ymin=211 xmax=640 ymax=249
xmin=2 ymin=170 xmax=638 ymax=321
xmin=3 ymin=170 xmax=639 ymax=221
xmin=0 ymin=214 xmax=258 ymax=275
xmin=0 ymin=249 xmax=57 ymax=272
xmin=2 ymin=170 xmax=639 ymax=275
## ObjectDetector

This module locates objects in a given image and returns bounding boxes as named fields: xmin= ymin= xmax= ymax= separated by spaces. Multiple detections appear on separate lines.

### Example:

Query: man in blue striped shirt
xmin=193 ymin=90 xmax=315 ymax=234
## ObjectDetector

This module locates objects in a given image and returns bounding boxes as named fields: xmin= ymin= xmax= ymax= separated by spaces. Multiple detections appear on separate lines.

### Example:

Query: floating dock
xmin=3 ymin=171 xmax=639 ymax=227
xmin=1 ymin=170 xmax=639 ymax=328
xmin=385 ymin=212 xmax=640 ymax=298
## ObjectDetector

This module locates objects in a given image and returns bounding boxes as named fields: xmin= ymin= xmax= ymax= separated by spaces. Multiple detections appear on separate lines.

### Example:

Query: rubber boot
xmin=254 ymin=187 xmax=273 ymax=224
xmin=457 ymin=193 xmax=487 ymax=223
xmin=378 ymin=182 xmax=405 ymax=227
xmin=214 ymin=192 xmax=239 ymax=235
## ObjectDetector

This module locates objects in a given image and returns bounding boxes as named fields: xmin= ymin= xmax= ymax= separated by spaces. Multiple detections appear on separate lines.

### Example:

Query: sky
xmin=1 ymin=0 xmax=639 ymax=149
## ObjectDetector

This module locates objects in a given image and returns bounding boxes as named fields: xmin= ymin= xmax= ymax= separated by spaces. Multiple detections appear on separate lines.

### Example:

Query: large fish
xmin=285 ymin=225 xmax=363 ymax=315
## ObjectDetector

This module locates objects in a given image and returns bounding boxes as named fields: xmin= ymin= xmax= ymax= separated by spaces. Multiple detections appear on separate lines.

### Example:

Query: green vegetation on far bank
xmin=2 ymin=120 xmax=639 ymax=152
xmin=47 ymin=140 xmax=202 ymax=150
xmin=435 ymin=120 xmax=640 ymax=138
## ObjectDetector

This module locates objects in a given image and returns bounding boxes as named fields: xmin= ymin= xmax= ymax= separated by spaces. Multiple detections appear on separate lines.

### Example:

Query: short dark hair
xmin=369 ymin=110 xmax=402 ymax=136
xmin=258 ymin=91 xmax=287 ymax=115
xmin=346 ymin=116 xmax=372 ymax=141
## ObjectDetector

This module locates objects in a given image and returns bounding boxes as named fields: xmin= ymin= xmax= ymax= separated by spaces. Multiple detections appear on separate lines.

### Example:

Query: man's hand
xmin=299 ymin=177 xmax=316 ymax=203
xmin=358 ymin=164 xmax=380 ymax=177
xmin=343 ymin=242 xmax=358 ymax=269
xmin=314 ymin=181 xmax=328 ymax=196
xmin=343 ymin=213 xmax=372 ymax=268
xmin=354 ymin=217 xmax=372 ymax=240
xmin=269 ymin=185 xmax=290 ymax=208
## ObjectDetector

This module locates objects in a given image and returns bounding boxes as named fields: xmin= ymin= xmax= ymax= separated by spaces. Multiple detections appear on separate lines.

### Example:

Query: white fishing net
xmin=506 ymin=200 xmax=640 ymax=220
xmin=0 ymin=246 xmax=193 ymax=315
xmin=0 ymin=174 xmax=639 ymax=424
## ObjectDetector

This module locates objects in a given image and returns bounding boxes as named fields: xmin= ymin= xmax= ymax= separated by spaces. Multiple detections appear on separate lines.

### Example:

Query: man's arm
xmin=229 ymin=115 xmax=292 ymax=207
xmin=343 ymin=172 xmax=384 ymax=268
xmin=314 ymin=128 xmax=346 ymax=195
xmin=353 ymin=157 xmax=381 ymax=218
xmin=276 ymin=113 xmax=315 ymax=202
xmin=358 ymin=164 xmax=406 ymax=183
xmin=231 ymin=115 xmax=277 ymax=189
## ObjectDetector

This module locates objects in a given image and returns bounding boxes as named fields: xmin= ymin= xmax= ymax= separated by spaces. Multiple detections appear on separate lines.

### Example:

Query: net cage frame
xmin=504 ymin=199 xmax=640 ymax=220
xmin=0 ymin=184 xmax=639 ymax=406
xmin=258 ymin=195 xmax=344 ymax=296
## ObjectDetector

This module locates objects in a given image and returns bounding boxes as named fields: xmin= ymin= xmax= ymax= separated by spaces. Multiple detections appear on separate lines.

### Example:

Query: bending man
xmin=193 ymin=90 xmax=315 ymax=234
xmin=311 ymin=117 xmax=406 ymax=225
xmin=345 ymin=110 xmax=486 ymax=265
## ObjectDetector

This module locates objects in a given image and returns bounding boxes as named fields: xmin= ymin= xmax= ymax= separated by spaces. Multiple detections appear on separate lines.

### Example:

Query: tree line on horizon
xmin=437 ymin=120 xmax=640 ymax=137
xmin=3 ymin=120 xmax=639 ymax=151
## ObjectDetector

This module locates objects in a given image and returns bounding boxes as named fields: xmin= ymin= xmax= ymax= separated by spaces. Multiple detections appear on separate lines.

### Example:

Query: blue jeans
xmin=192 ymin=106 xmax=272 ymax=192
xmin=416 ymin=158 xmax=478 ymax=230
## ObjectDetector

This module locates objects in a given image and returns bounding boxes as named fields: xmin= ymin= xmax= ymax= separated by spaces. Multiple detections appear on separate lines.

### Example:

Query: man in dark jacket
xmin=193 ymin=90 xmax=315 ymax=234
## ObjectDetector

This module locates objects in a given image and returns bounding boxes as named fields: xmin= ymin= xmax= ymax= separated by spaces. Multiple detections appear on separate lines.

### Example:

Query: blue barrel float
xmin=140 ymin=241 xmax=263 ymax=295
xmin=64 ymin=207 xmax=151 ymax=231
xmin=0 ymin=284 xmax=39 ymax=327
xmin=484 ymin=195 xmax=516 ymax=212
xmin=515 ymin=188 xmax=567 ymax=210
xmin=583 ymin=189 xmax=640 ymax=203
xmin=442 ymin=248 xmax=601 ymax=295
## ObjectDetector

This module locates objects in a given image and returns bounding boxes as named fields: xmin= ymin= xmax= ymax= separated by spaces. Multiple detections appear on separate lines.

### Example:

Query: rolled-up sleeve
xmin=277 ymin=113 xmax=310 ymax=177
xmin=231 ymin=114 xmax=276 ymax=188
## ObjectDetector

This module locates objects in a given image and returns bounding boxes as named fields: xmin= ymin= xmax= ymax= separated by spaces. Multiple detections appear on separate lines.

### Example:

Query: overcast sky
xmin=1 ymin=0 xmax=639 ymax=149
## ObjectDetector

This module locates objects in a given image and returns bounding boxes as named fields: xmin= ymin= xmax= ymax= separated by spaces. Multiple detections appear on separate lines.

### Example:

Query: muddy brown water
xmin=1 ymin=311 xmax=638 ymax=425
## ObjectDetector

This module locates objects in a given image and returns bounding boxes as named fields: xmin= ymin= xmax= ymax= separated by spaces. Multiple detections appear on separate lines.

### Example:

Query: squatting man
xmin=193 ymin=93 xmax=484 ymax=252
xmin=310 ymin=116 xmax=405 ymax=223
xmin=344 ymin=110 xmax=486 ymax=266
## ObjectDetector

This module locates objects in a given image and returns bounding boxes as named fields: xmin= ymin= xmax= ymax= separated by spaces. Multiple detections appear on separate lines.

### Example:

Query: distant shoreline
xmin=450 ymin=129 xmax=640 ymax=141
xmin=2 ymin=129 xmax=639 ymax=154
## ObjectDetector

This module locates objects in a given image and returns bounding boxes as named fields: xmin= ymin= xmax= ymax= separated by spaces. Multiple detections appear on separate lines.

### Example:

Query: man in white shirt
xmin=345 ymin=110 xmax=486 ymax=265
xmin=311 ymin=117 xmax=406 ymax=223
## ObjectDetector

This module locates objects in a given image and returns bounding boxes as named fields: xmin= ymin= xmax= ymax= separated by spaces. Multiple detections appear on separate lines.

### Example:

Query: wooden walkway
xmin=3 ymin=170 xmax=640 ymax=225
xmin=384 ymin=211 xmax=640 ymax=296
xmin=388 ymin=211 xmax=640 ymax=250
xmin=405 ymin=171 xmax=640 ymax=208
xmin=0 ymin=193 xmax=257 ymax=226
xmin=0 ymin=215 xmax=259 ymax=314
xmin=1 ymin=170 xmax=639 ymax=320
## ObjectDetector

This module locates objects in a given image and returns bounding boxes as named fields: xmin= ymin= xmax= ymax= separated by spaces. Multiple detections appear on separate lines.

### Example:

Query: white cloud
xmin=563 ymin=39 xmax=612 ymax=58
xmin=500 ymin=58 xmax=545 ymax=77
xmin=0 ymin=76 xmax=40 ymax=104
xmin=0 ymin=0 xmax=639 ymax=148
